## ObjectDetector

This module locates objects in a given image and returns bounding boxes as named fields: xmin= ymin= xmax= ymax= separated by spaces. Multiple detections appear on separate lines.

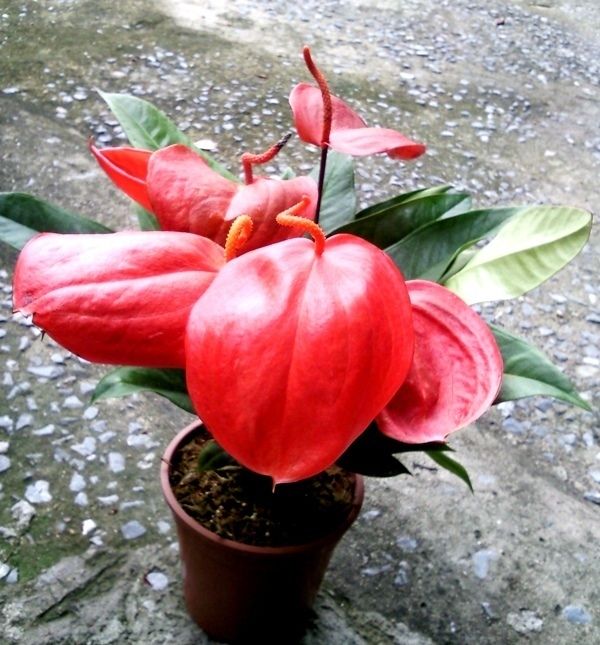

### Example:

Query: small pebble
xmin=121 ymin=520 xmax=146 ymax=540
xmin=108 ymin=452 xmax=125 ymax=473
xmin=506 ymin=610 xmax=543 ymax=634
xmin=145 ymin=571 xmax=169 ymax=590
xmin=473 ymin=549 xmax=498 ymax=579
xmin=69 ymin=473 xmax=86 ymax=493
xmin=11 ymin=500 xmax=35 ymax=529
xmin=562 ymin=605 xmax=592 ymax=625
xmin=25 ymin=480 xmax=52 ymax=504
xmin=0 ymin=455 xmax=10 ymax=473
xmin=71 ymin=437 xmax=96 ymax=457
xmin=74 ymin=492 xmax=89 ymax=507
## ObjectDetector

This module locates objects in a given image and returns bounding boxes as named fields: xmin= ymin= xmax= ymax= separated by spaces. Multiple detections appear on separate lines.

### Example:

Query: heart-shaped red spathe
xmin=13 ymin=231 xmax=225 ymax=368
xmin=377 ymin=280 xmax=503 ymax=443
xmin=185 ymin=234 xmax=415 ymax=484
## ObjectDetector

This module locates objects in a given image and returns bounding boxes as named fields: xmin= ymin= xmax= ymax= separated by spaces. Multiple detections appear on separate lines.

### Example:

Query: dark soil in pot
xmin=169 ymin=427 xmax=357 ymax=547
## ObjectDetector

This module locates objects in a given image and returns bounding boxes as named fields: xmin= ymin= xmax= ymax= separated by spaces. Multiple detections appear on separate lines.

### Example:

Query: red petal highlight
xmin=225 ymin=176 xmax=318 ymax=253
xmin=377 ymin=280 xmax=503 ymax=444
xmin=290 ymin=83 xmax=425 ymax=159
xmin=146 ymin=144 xmax=238 ymax=238
xmin=185 ymin=234 xmax=414 ymax=484
xmin=329 ymin=128 xmax=426 ymax=159
xmin=90 ymin=143 xmax=153 ymax=212
xmin=13 ymin=232 xmax=224 ymax=368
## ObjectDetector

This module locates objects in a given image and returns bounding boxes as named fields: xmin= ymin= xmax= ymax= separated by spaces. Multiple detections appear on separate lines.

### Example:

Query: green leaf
xmin=491 ymin=325 xmax=591 ymax=410
xmin=427 ymin=451 xmax=473 ymax=492
xmin=197 ymin=440 xmax=238 ymax=473
xmin=332 ymin=192 xmax=471 ymax=249
xmin=444 ymin=206 xmax=592 ymax=304
xmin=356 ymin=185 xmax=454 ymax=218
xmin=438 ymin=248 xmax=477 ymax=282
xmin=311 ymin=151 xmax=356 ymax=231
xmin=99 ymin=91 xmax=190 ymax=150
xmin=0 ymin=217 xmax=38 ymax=250
xmin=99 ymin=91 xmax=238 ymax=182
xmin=92 ymin=367 xmax=194 ymax=414
xmin=0 ymin=192 xmax=112 ymax=249
xmin=386 ymin=206 xmax=521 ymax=281
xmin=134 ymin=204 xmax=160 ymax=231
xmin=337 ymin=423 xmax=450 ymax=477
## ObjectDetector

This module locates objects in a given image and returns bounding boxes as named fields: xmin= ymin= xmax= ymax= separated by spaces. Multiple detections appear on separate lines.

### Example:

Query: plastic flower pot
xmin=160 ymin=421 xmax=364 ymax=643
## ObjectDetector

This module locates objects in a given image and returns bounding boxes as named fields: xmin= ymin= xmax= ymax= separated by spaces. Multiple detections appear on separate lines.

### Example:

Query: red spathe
xmin=13 ymin=231 xmax=225 ymax=368
xmin=289 ymin=83 xmax=426 ymax=159
xmin=185 ymin=234 xmax=415 ymax=484
xmin=377 ymin=280 xmax=503 ymax=443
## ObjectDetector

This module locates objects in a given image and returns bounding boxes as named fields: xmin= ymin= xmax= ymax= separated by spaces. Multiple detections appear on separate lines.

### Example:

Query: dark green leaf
xmin=332 ymin=192 xmax=471 ymax=249
xmin=99 ymin=91 xmax=238 ymax=181
xmin=386 ymin=206 xmax=521 ymax=281
xmin=197 ymin=439 xmax=238 ymax=473
xmin=134 ymin=204 xmax=160 ymax=231
xmin=92 ymin=367 xmax=194 ymax=413
xmin=337 ymin=423 xmax=449 ymax=477
xmin=491 ymin=325 xmax=591 ymax=410
xmin=311 ymin=151 xmax=356 ymax=231
xmin=339 ymin=451 xmax=411 ymax=478
xmin=0 ymin=192 xmax=112 ymax=249
xmin=427 ymin=451 xmax=473 ymax=492
xmin=356 ymin=185 xmax=454 ymax=219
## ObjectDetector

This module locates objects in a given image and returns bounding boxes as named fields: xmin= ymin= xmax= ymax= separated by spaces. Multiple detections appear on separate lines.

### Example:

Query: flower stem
xmin=315 ymin=145 xmax=329 ymax=225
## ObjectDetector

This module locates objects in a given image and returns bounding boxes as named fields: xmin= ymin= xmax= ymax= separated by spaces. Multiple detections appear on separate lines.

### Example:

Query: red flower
xmin=12 ymin=215 xmax=502 ymax=484
xmin=289 ymin=47 xmax=425 ymax=159
xmin=377 ymin=280 xmax=503 ymax=444
xmin=13 ymin=231 xmax=224 ymax=368
xmin=185 ymin=216 xmax=415 ymax=484
xmin=290 ymin=83 xmax=426 ymax=159
xmin=90 ymin=142 xmax=318 ymax=251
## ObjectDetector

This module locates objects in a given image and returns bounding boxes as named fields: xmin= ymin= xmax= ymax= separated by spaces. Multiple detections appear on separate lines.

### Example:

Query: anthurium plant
xmin=1 ymin=47 xmax=592 ymax=488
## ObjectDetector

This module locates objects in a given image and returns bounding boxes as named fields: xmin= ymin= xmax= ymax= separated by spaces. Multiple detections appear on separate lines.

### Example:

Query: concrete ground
xmin=0 ymin=0 xmax=598 ymax=643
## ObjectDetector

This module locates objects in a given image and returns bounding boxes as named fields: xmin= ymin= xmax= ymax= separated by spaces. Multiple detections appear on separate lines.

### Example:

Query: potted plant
xmin=0 ymin=47 xmax=592 ymax=642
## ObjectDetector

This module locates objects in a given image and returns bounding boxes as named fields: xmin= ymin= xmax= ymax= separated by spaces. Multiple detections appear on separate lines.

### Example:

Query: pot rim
xmin=160 ymin=419 xmax=365 ymax=556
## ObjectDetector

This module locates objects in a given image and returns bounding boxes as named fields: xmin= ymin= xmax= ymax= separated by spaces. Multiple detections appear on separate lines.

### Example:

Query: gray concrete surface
xmin=0 ymin=0 xmax=598 ymax=643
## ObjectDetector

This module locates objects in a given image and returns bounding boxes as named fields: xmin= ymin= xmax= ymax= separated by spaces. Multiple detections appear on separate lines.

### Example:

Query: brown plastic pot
xmin=161 ymin=421 xmax=364 ymax=644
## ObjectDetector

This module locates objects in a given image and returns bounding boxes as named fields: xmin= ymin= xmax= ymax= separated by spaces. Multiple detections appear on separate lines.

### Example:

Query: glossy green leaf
xmin=356 ymin=185 xmax=454 ymax=219
xmin=99 ymin=91 xmax=238 ymax=181
xmin=332 ymin=192 xmax=471 ymax=249
xmin=386 ymin=207 xmax=520 ymax=280
xmin=311 ymin=151 xmax=356 ymax=231
xmin=0 ymin=192 xmax=111 ymax=249
xmin=444 ymin=206 xmax=592 ymax=304
xmin=427 ymin=450 xmax=473 ymax=492
xmin=92 ymin=367 xmax=194 ymax=413
xmin=197 ymin=439 xmax=238 ymax=473
xmin=491 ymin=325 xmax=591 ymax=410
